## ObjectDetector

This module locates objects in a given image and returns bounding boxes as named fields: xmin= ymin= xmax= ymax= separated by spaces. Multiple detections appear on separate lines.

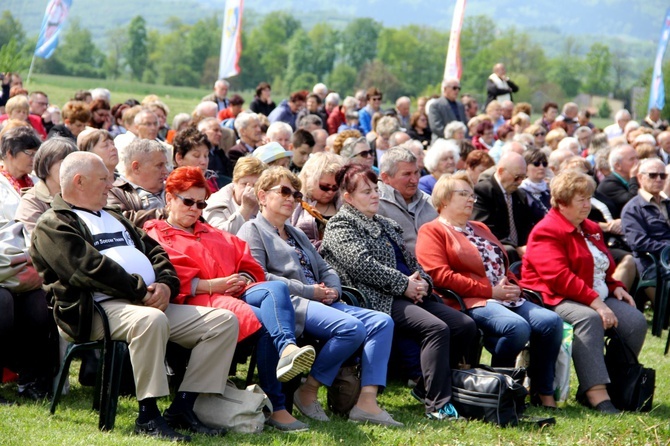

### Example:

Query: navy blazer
xmin=621 ymin=193 xmax=670 ymax=273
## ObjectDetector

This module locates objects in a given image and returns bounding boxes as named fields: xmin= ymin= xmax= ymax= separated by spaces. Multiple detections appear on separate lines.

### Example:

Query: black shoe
xmin=163 ymin=408 xmax=227 ymax=436
xmin=134 ymin=416 xmax=191 ymax=442
xmin=576 ymin=392 xmax=620 ymax=415
xmin=18 ymin=382 xmax=48 ymax=401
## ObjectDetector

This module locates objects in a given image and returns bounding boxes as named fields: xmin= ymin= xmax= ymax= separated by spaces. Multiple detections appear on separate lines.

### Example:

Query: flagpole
xmin=26 ymin=52 xmax=37 ymax=85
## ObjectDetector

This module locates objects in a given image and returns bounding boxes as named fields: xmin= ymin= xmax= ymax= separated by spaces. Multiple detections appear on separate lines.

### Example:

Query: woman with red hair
xmin=144 ymin=166 xmax=315 ymax=432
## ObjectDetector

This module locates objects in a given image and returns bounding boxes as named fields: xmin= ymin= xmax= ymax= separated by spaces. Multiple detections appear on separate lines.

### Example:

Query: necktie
xmin=505 ymin=193 xmax=518 ymax=245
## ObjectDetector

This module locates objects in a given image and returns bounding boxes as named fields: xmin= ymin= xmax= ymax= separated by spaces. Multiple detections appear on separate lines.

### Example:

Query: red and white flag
xmin=218 ymin=0 xmax=244 ymax=79
xmin=444 ymin=0 xmax=467 ymax=81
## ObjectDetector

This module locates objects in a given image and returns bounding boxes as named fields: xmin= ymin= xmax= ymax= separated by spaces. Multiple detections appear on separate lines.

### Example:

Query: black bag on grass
xmin=450 ymin=366 xmax=528 ymax=426
xmin=605 ymin=328 xmax=655 ymax=412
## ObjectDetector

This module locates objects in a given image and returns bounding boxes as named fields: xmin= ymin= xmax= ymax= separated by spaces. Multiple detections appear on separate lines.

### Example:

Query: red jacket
xmin=0 ymin=114 xmax=47 ymax=139
xmin=520 ymin=208 xmax=623 ymax=307
xmin=144 ymin=219 xmax=263 ymax=341
xmin=327 ymin=107 xmax=345 ymax=135
xmin=416 ymin=219 xmax=516 ymax=310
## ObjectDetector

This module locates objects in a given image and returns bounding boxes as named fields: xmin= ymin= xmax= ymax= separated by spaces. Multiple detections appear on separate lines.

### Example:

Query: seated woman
xmin=463 ymin=150 xmax=495 ymax=184
xmin=520 ymin=169 xmax=647 ymax=414
xmin=144 ymin=166 xmax=315 ymax=432
xmin=292 ymin=152 xmax=344 ymax=249
xmin=519 ymin=149 xmax=551 ymax=225
xmin=406 ymin=111 xmax=432 ymax=149
xmin=77 ymin=129 xmax=120 ymax=179
xmin=415 ymin=172 xmax=563 ymax=409
xmin=321 ymin=165 xmax=477 ymax=421
xmin=471 ymin=120 xmax=495 ymax=152
xmin=172 ymin=127 xmax=220 ymax=192
xmin=203 ymin=156 xmax=267 ymax=235
xmin=238 ymin=167 xmax=400 ymax=427
xmin=419 ymin=139 xmax=459 ymax=195
xmin=0 ymin=126 xmax=41 ymax=226
xmin=340 ymin=136 xmax=377 ymax=173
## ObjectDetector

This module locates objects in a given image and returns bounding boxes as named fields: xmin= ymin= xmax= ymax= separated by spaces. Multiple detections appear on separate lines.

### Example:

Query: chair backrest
xmin=341 ymin=286 xmax=371 ymax=308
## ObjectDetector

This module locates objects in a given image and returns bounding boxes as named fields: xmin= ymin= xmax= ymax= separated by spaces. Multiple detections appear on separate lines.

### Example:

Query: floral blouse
xmin=460 ymin=223 xmax=505 ymax=287
xmin=279 ymin=228 xmax=318 ymax=285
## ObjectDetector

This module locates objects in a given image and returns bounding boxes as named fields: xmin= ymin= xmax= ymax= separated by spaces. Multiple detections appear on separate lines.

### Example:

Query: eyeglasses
xmin=532 ymin=161 xmax=548 ymax=168
xmin=453 ymin=189 xmax=477 ymax=202
xmin=450 ymin=86 xmax=461 ymax=91
xmin=21 ymin=149 xmax=37 ymax=158
xmin=511 ymin=173 xmax=527 ymax=182
xmin=269 ymin=185 xmax=303 ymax=201
xmin=533 ymin=132 xmax=546 ymax=137
xmin=351 ymin=149 xmax=374 ymax=159
xmin=318 ymin=183 xmax=339 ymax=192
xmin=642 ymin=172 xmax=668 ymax=180
xmin=175 ymin=194 xmax=207 ymax=209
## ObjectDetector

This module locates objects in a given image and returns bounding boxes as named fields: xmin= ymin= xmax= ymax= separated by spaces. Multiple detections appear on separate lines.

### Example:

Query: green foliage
xmin=308 ymin=24 xmax=339 ymax=79
xmin=37 ymin=18 xmax=105 ymax=78
xmin=0 ymin=10 xmax=26 ymax=48
xmin=0 ymin=38 xmax=30 ymax=74
xmin=341 ymin=18 xmax=382 ymax=69
xmin=584 ymin=43 xmax=613 ymax=96
xmin=284 ymin=29 xmax=316 ymax=92
xmin=357 ymin=59 xmax=402 ymax=99
xmin=328 ymin=63 xmax=358 ymax=96
xmin=598 ymin=100 xmax=612 ymax=119
xmin=126 ymin=16 xmax=149 ymax=81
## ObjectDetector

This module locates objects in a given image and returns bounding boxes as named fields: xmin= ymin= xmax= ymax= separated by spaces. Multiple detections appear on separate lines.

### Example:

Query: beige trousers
xmin=90 ymin=300 xmax=239 ymax=401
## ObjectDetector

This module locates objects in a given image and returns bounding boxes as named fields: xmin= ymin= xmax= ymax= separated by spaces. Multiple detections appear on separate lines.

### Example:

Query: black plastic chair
xmin=626 ymin=247 xmax=670 ymax=338
xmin=50 ymin=302 xmax=128 ymax=431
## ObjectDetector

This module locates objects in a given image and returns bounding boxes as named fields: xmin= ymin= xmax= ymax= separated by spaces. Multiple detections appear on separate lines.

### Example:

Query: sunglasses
xmin=351 ymin=149 xmax=374 ymax=159
xmin=532 ymin=161 xmax=548 ymax=168
xmin=319 ymin=183 xmax=339 ymax=192
xmin=370 ymin=97 xmax=382 ymax=101
xmin=269 ymin=185 xmax=303 ymax=201
xmin=175 ymin=194 xmax=207 ymax=209
xmin=642 ymin=172 xmax=668 ymax=180
xmin=534 ymin=132 xmax=546 ymax=137
xmin=512 ymin=174 xmax=527 ymax=182
xmin=451 ymin=86 xmax=461 ymax=91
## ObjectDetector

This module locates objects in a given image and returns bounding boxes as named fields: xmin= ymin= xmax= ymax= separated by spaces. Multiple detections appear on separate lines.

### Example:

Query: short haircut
xmin=557 ymin=137 xmax=579 ymax=153
xmin=291 ymin=129 xmax=315 ymax=149
xmin=366 ymin=87 xmax=382 ymax=100
xmin=72 ymin=90 xmax=91 ymax=102
xmin=34 ymin=136 xmax=77 ymax=181
xmin=165 ymin=166 xmax=211 ymax=199
xmin=234 ymin=112 xmax=259 ymax=133
xmin=608 ymin=144 xmax=632 ymax=170
xmin=62 ymin=101 xmax=91 ymax=124
xmin=333 ymin=129 xmax=362 ymax=155
xmin=542 ymin=102 xmax=559 ymax=113
xmin=380 ymin=147 xmax=417 ymax=176
xmin=431 ymin=171 xmax=473 ymax=212
xmin=523 ymin=148 xmax=548 ymax=167
xmin=424 ymin=139 xmax=460 ymax=173
xmin=232 ymin=156 xmax=267 ymax=183
xmin=122 ymin=139 xmax=166 ymax=173
xmin=306 ymin=93 xmax=322 ymax=105
xmin=121 ymin=105 xmax=142 ymax=128
xmin=335 ymin=163 xmax=378 ymax=195
xmin=229 ymin=94 xmax=244 ymax=106
xmin=297 ymin=114 xmax=322 ymax=129
xmin=444 ymin=121 xmax=467 ymax=139
xmin=475 ymin=120 xmax=493 ymax=136
xmin=550 ymin=169 xmax=596 ymax=208
xmin=77 ymin=129 xmax=113 ymax=152
xmin=1 ymin=126 xmax=41 ymax=158
xmin=254 ymin=166 xmax=301 ymax=198
xmin=485 ymin=100 xmax=501 ymax=114
xmin=5 ymin=95 xmax=29 ymax=115
xmin=340 ymin=136 xmax=369 ymax=159
xmin=615 ymin=109 xmax=631 ymax=121
xmin=465 ymin=150 xmax=495 ymax=170
xmin=638 ymin=157 xmax=665 ymax=173
xmin=376 ymin=116 xmax=400 ymax=138
xmin=325 ymin=92 xmax=340 ymax=105
xmin=134 ymin=109 xmax=158 ymax=126
xmin=171 ymin=113 xmax=191 ymax=131
xmin=266 ymin=121 xmax=292 ymax=140
xmin=298 ymin=151 xmax=344 ymax=198
xmin=289 ymin=91 xmax=308 ymax=103
xmin=173 ymin=127 xmax=211 ymax=163
xmin=90 ymin=88 xmax=111 ymax=103
xmin=255 ymin=82 xmax=271 ymax=97
xmin=513 ymin=102 xmax=532 ymax=116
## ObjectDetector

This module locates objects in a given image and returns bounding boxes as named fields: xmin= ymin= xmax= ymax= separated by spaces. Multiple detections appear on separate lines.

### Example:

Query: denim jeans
xmin=468 ymin=300 xmax=563 ymax=395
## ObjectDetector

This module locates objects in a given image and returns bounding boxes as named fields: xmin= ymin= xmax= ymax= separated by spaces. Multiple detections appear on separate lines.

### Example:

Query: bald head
xmin=496 ymin=152 xmax=526 ymax=193
xmin=60 ymin=151 xmax=111 ymax=211
xmin=493 ymin=63 xmax=506 ymax=77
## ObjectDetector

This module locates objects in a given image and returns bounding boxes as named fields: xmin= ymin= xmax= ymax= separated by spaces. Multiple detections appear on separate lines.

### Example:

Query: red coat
xmin=416 ymin=219 xmax=516 ymax=310
xmin=0 ymin=114 xmax=47 ymax=139
xmin=327 ymin=107 xmax=345 ymax=135
xmin=520 ymin=208 xmax=623 ymax=307
xmin=144 ymin=219 xmax=263 ymax=341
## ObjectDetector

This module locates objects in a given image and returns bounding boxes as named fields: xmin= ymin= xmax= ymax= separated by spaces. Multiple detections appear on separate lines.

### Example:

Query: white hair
xmin=441 ymin=77 xmax=460 ymax=89
xmin=194 ymin=101 xmax=218 ymax=117
xmin=60 ymin=151 xmax=104 ymax=192
xmin=313 ymin=83 xmax=328 ymax=96
xmin=424 ymin=139 xmax=460 ymax=173
xmin=197 ymin=117 xmax=218 ymax=132
xmin=557 ymin=137 xmax=580 ymax=154
xmin=90 ymin=88 xmax=111 ymax=103
xmin=342 ymin=96 xmax=357 ymax=110
xmin=444 ymin=121 xmax=467 ymax=139
xmin=134 ymin=109 xmax=158 ymax=126
xmin=234 ymin=112 xmax=259 ymax=133
xmin=325 ymin=92 xmax=340 ymax=105
xmin=215 ymin=79 xmax=230 ymax=88
xmin=122 ymin=139 xmax=167 ymax=176
xmin=614 ymin=109 xmax=631 ymax=122
xmin=608 ymin=144 xmax=633 ymax=171
xmin=266 ymin=122 xmax=293 ymax=140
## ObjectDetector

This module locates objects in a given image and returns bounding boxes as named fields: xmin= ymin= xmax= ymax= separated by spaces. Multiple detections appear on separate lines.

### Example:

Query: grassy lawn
xmin=1 ymin=313 xmax=668 ymax=446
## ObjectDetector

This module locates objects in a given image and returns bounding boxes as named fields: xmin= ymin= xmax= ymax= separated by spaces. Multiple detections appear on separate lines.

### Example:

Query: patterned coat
xmin=321 ymin=203 xmax=432 ymax=315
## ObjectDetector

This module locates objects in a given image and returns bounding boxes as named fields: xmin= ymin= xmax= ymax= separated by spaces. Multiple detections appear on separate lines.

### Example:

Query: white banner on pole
xmin=218 ymin=0 xmax=244 ymax=80
xmin=444 ymin=0 xmax=467 ymax=81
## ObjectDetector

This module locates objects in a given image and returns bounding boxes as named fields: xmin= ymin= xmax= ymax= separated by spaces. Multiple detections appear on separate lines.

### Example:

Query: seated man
xmin=472 ymin=151 xmax=532 ymax=263
xmin=596 ymin=144 xmax=639 ymax=219
xmin=108 ymin=139 xmax=169 ymax=225
xmin=621 ymin=157 xmax=670 ymax=301
xmin=30 ymin=152 xmax=238 ymax=441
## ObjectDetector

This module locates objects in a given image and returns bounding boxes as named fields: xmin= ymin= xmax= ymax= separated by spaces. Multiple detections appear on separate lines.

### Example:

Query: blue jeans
xmin=241 ymin=281 xmax=297 ymax=411
xmin=468 ymin=300 xmax=563 ymax=395
xmin=304 ymin=301 xmax=393 ymax=388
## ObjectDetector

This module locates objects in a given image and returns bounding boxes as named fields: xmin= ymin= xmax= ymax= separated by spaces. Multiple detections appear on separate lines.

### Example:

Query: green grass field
xmin=1 ymin=312 xmax=668 ymax=446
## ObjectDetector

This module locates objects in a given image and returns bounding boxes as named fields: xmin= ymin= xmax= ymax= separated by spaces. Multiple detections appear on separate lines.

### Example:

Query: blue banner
xmin=34 ymin=0 xmax=73 ymax=59
xmin=649 ymin=8 xmax=670 ymax=112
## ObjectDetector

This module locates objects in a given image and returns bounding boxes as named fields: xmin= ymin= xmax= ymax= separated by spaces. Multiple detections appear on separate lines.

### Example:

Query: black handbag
xmin=327 ymin=364 xmax=361 ymax=416
xmin=604 ymin=328 xmax=655 ymax=412
xmin=450 ymin=366 xmax=528 ymax=426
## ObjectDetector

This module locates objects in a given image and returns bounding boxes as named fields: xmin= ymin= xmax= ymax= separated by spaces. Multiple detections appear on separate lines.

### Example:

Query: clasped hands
xmin=404 ymin=271 xmax=429 ymax=303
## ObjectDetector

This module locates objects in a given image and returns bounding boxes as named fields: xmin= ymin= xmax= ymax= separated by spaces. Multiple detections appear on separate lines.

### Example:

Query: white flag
xmin=218 ymin=0 xmax=244 ymax=79
xmin=444 ymin=0 xmax=467 ymax=81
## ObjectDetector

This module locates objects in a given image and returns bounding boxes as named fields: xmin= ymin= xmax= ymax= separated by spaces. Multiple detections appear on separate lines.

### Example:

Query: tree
xmin=103 ymin=26 xmax=127 ymax=79
xmin=126 ymin=16 xmax=148 ymax=81
xmin=186 ymin=16 xmax=221 ymax=83
xmin=584 ymin=43 xmax=612 ymax=96
xmin=39 ymin=18 xmax=104 ymax=78
xmin=357 ymin=60 xmax=402 ymax=99
xmin=546 ymin=37 xmax=582 ymax=97
xmin=598 ymin=100 xmax=612 ymax=119
xmin=284 ymin=29 xmax=316 ymax=92
xmin=308 ymin=23 xmax=338 ymax=79
xmin=0 ymin=10 xmax=26 ymax=49
xmin=342 ymin=18 xmax=382 ymax=69
xmin=0 ymin=38 xmax=30 ymax=74
xmin=329 ymin=63 xmax=358 ymax=96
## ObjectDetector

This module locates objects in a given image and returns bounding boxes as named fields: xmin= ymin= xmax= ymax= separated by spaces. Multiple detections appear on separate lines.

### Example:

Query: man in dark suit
xmin=596 ymin=144 xmax=639 ymax=219
xmin=428 ymin=78 xmax=467 ymax=142
xmin=472 ymin=152 xmax=532 ymax=264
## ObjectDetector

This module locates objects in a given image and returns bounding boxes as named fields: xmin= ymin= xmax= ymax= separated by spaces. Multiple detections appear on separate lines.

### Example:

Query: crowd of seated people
xmin=0 ymin=70 xmax=666 ymax=439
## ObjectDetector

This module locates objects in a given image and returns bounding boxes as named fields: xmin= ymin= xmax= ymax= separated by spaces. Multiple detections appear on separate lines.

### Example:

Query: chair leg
xmin=665 ymin=330 xmax=670 ymax=356
xmin=99 ymin=342 xmax=126 ymax=431
xmin=653 ymin=279 xmax=670 ymax=337
xmin=92 ymin=345 xmax=106 ymax=412
xmin=50 ymin=344 xmax=77 ymax=415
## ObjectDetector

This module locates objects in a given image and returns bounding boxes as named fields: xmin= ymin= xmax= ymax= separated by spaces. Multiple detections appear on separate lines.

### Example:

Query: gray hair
xmin=34 ymin=137 xmax=77 ymax=181
xmin=608 ymin=144 xmax=633 ymax=171
xmin=501 ymin=141 xmax=525 ymax=156
xmin=134 ymin=109 xmax=158 ymax=126
xmin=424 ymin=139 xmax=459 ymax=173
xmin=325 ymin=92 xmax=340 ymax=105
xmin=298 ymin=114 xmax=323 ymax=129
xmin=215 ymin=79 xmax=230 ymax=88
xmin=444 ymin=121 xmax=467 ymax=139
xmin=441 ymin=77 xmax=460 ymax=89
xmin=513 ymin=133 xmax=534 ymax=150
xmin=313 ymin=83 xmax=328 ymax=96
xmin=380 ymin=147 xmax=417 ymax=176
xmin=90 ymin=88 xmax=111 ymax=103
xmin=548 ymin=149 xmax=573 ymax=171
xmin=557 ymin=137 xmax=580 ymax=154
xmin=376 ymin=116 xmax=400 ymax=138
xmin=614 ymin=109 xmax=631 ymax=122
xmin=395 ymin=96 xmax=411 ymax=107
xmin=197 ymin=117 xmax=219 ymax=132
xmin=171 ymin=113 xmax=191 ymax=130
xmin=341 ymin=136 xmax=369 ymax=159
xmin=342 ymin=96 xmax=357 ymax=110
xmin=122 ymin=139 xmax=167 ymax=175
xmin=234 ymin=112 xmax=259 ymax=133
xmin=60 ymin=151 xmax=104 ymax=192
xmin=574 ymin=126 xmax=592 ymax=138
xmin=638 ymin=157 xmax=665 ymax=173
xmin=266 ymin=122 xmax=293 ymax=140
xmin=193 ymin=101 xmax=217 ymax=117
xmin=0 ymin=126 xmax=42 ymax=159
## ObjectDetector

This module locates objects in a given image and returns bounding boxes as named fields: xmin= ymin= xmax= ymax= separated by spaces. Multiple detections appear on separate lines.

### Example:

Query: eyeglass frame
xmin=175 ymin=194 xmax=207 ymax=209
xmin=452 ymin=189 xmax=477 ymax=202
xmin=269 ymin=185 xmax=304 ymax=201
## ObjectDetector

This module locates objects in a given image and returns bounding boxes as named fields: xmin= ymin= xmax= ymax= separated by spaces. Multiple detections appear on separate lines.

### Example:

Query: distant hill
xmin=4 ymin=0 xmax=667 ymax=58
